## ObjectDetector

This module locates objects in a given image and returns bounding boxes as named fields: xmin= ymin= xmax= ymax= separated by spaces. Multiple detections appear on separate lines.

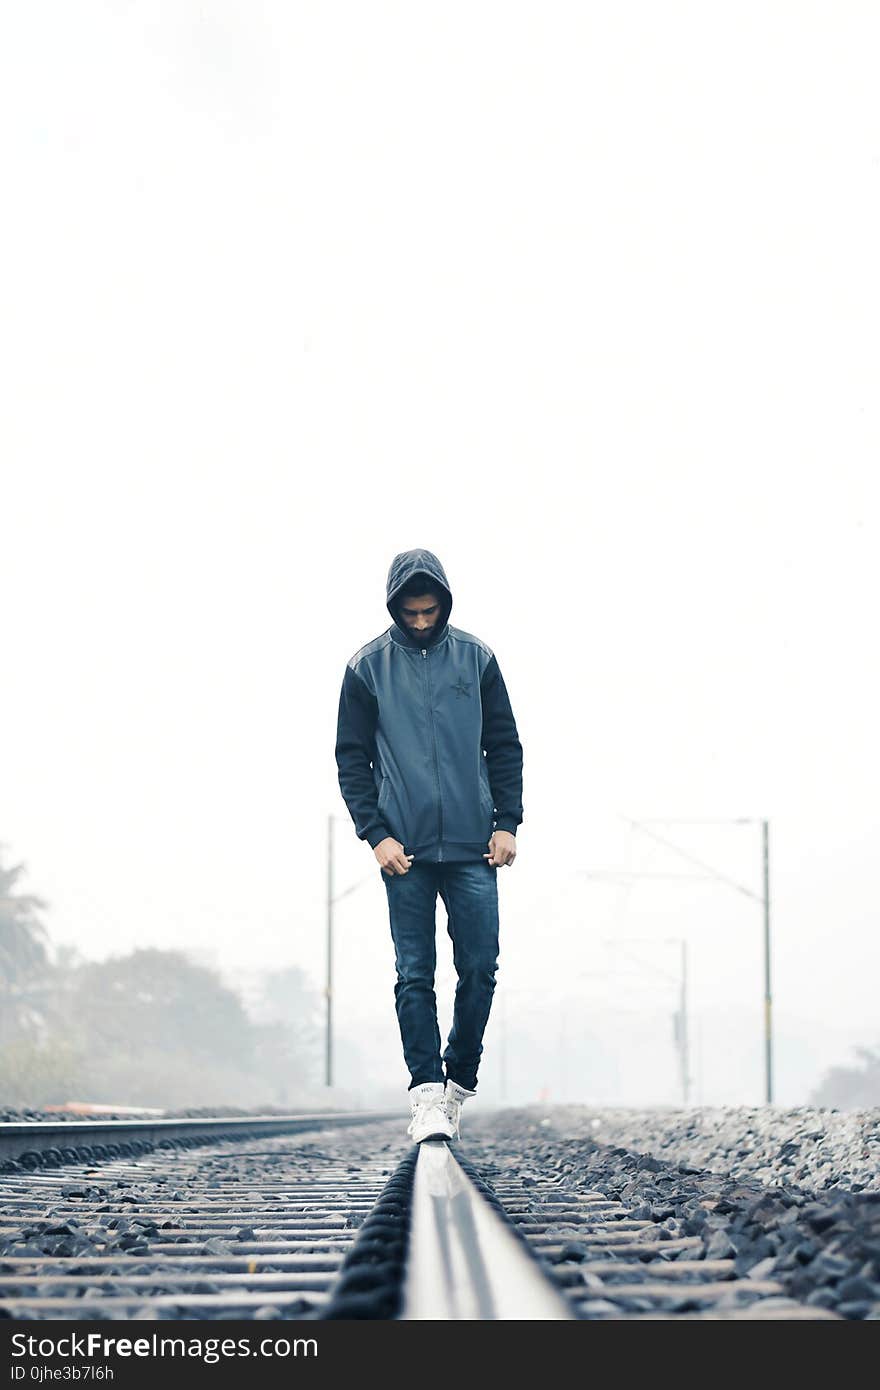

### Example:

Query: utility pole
xmin=603 ymin=937 xmax=690 ymax=1103
xmin=499 ymin=990 xmax=507 ymax=1103
xmin=558 ymin=1008 xmax=568 ymax=1103
xmin=325 ymin=816 xmax=374 ymax=1088
xmin=763 ymin=819 xmax=772 ymax=1105
xmin=326 ymin=813 xmax=333 ymax=1088
xmin=675 ymin=939 xmax=690 ymax=1105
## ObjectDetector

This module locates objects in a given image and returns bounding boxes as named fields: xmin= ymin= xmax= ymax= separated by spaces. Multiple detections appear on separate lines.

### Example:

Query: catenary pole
xmin=763 ymin=819 xmax=772 ymax=1103
xmin=499 ymin=990 xmax=507 ymax=1103
xmin=324 ymin=820 xmax=373 ymax=1089
xmin=600 ymin=937 xmax=689 ymax=1102
xmin=326 ymin=813 xmax=333 ymax=1087
xmin=680 ymin=939 xmax=690 ymax=1105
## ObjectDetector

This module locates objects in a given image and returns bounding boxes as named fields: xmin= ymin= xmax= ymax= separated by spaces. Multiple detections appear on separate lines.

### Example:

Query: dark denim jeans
xmin=382 ymin=860 xmax=499 ymax=1092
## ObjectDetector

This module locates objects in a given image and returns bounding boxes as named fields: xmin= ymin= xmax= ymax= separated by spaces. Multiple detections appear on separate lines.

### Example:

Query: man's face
xmin=398 ymin=592 xmax=442 ymax=642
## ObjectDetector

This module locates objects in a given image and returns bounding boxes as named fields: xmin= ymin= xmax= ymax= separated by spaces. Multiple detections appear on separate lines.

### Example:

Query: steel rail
xmin=401 ymin=1140 xmax=574 ymax=1320
xmin=0 ymin=1112 xmax=398 ymax=1165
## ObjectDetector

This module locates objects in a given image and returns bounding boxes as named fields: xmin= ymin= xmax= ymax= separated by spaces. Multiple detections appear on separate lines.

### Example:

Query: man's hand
xmin=375 ymin=837 xmax=415 ymax=876
xmin=484 ymin=830 xmax=517 ymax=867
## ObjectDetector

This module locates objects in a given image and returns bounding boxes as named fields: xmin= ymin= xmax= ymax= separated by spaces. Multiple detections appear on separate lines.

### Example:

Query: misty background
xmin=1 ymin=3 xmax=878 ymax=1112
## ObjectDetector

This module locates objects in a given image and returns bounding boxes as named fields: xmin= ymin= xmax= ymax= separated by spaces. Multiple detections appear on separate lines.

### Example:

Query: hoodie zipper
xmin=422 ymin=646 xmax=444 ymax=860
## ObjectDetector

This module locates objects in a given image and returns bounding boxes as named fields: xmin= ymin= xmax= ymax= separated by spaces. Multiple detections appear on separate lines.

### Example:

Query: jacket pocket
xmin=378 ymin=774 xmax=390 ymax=814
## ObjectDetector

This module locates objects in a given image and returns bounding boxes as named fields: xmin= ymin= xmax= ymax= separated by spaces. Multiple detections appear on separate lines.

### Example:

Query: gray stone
xmin=705 ymin=1230 xmax=735 ymax=1260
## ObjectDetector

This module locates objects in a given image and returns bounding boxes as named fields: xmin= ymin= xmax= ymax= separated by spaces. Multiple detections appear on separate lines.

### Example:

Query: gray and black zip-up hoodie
xmin=335 ymin=549 xmax=523 ymax=863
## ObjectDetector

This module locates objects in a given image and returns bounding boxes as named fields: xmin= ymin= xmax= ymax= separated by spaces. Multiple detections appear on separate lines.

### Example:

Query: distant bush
xmin=0 ymin=1038 xmax=84 ymax=1108
xmin=809 ymin=1046 xmax=880 ymax=1109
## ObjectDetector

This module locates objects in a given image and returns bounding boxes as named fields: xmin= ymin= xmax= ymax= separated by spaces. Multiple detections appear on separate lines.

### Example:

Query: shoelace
xmin=410 ymin=1093 xmax=439 ymax=1110
xmin=409 ymin=1094 xmax=450 ymax=1133
xmin=412 ymin=1098 xmax=445 ymax=1117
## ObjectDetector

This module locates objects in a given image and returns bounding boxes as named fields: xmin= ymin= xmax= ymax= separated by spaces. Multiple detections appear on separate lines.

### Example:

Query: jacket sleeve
xmin=480 ymin=655 xmax=523 ymax=836
xmin=335 ymin=664 xmax=391 ymax=849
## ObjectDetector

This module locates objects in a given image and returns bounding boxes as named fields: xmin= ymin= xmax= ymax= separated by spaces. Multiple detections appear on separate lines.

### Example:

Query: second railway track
xmin=0 ymin=1117 xmax=410 ymax=1319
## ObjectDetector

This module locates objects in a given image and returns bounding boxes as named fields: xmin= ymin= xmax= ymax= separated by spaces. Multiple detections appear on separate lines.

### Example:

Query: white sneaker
xmin=407 ymin=1082 xmax=455 ymax=1143
xmin=444 ymin=1079 xmax=477 ymax=1140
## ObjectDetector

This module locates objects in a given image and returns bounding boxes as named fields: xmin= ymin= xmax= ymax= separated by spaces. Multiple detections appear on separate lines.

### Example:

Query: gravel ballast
xmin=532 ymin=1104 xmax=880 ymax=1193
xmin=460 ymin=1104 xmax=880 ymax=1319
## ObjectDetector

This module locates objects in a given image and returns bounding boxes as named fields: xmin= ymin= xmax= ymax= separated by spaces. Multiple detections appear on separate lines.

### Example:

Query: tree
xmin=39 ymin=947 xmax=265 ymax=1107
xmin=0 ymin=847 xmax=49 ymax=984
xmin=0 ymin=846 xmax=50 ymax=1044
xmin=67 ymin=948 xmax=256 ymax=1068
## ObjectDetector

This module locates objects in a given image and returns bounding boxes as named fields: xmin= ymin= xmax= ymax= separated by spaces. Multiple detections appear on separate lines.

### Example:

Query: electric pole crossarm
xmin=763 ymin=820 xmax=772 ymax=1105
xmin=579 ymin=871 xmax=723 ymax=882
xmin=626 ymin=817 xmax=763 ymax=902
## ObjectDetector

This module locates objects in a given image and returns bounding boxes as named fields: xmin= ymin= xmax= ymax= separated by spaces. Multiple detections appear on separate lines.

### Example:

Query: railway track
xmin=0 ymin=1114 xmax=855 ymax=1319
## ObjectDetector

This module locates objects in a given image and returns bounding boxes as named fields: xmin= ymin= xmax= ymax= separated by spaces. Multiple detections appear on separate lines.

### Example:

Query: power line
xmin=624 ymin=816 xmax=762 ymax=902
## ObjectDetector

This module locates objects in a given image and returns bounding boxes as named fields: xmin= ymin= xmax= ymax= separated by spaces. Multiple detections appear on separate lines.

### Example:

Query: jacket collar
xmin=389 ymin=621 xmax=450 ymax=651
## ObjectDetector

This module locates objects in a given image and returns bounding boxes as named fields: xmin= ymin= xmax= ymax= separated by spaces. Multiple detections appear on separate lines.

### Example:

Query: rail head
xmin=402 ymin=1141 xmax=574 ymax=1320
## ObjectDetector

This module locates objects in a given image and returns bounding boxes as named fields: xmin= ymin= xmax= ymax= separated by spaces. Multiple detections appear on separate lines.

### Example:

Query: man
xmin=335 ymin=549 xmax=524 ymax=1143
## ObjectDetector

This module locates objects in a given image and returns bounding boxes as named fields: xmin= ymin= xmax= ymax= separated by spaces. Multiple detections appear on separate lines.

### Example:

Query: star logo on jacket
xmin=451 ymin=677 xmax=472 ymax=698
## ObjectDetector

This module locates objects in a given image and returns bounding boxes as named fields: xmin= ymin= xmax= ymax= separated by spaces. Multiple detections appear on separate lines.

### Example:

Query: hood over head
xmin=386 ymin=549 xmax=453 ymax=647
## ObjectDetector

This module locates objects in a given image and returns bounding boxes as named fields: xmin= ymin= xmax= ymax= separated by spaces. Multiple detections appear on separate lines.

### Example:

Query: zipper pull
xmin=422 ymin=649 xmax=427 ymax=658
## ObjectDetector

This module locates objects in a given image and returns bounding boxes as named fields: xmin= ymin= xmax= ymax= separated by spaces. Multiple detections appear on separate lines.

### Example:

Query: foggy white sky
xmin=1 ymin=2 xmax=878 ymax=1106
